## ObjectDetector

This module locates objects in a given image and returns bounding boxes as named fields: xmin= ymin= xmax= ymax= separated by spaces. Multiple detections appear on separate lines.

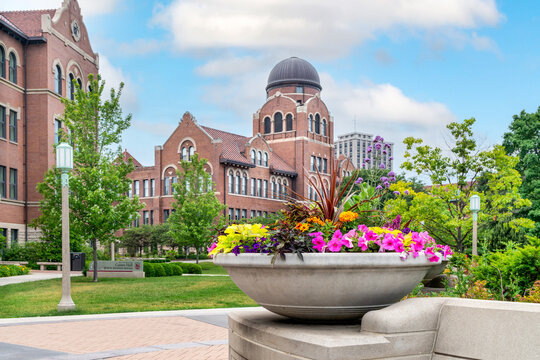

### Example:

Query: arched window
xmin=242 ymin=173 xmax=247 ymax=195
xmin=315 ymin=114 xmax=320 ymax=134
xmin=257 ymin=151 xmax=262 ymax=166
xmin=55 ymin=64 xmax=62 ymax=95
xmin=77 ymin=78 xmax=82 ymax=89
xmin=0 ymin=47 xmax=5 ymax=78
xmin=322 ymin=119 xmax=327 ymax=136
xmin=274 ymin=112 xmax=283 ymax=132
xmin=235 ymin=172 xmax=241 ymax=194
xmin=9 ymin=52 xmax=17 ymax=83
xmin=271 ymin=179 xmax=276 ymax=199
xmin=309 ymin=114 xmax=313 ymax=132
xmin=228 ymin=171 xmax=234 ymax=193
xmin=181 ymin=147 xmax=187 ymax=161
xmin=286 ymin=114 xmax=293 ymax=131
xmin=250 ymin=150 xmax=256 ymax=164
xmin=263 ymin=152 xmax=268 ymax=167
xmin=278 ymin=179 xmax=283 ymax=200
xmin=68 ymin=73 xmax=75 ymax=100
xmin=283 ymin=180 xmax=288 ymax=198
xmin=189 ymin=146 xmax=194 ymax=160
xmin=264 ymin=117 xmax=271 ymax=134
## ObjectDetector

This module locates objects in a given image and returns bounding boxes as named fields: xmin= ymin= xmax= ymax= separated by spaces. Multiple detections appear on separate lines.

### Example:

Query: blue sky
xmin=8 ymin=1 xmax=540 ymax=169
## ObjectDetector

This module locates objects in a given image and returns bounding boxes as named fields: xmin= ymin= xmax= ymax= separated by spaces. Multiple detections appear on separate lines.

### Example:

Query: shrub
xmin=515 ymin=280 xmax=540 ymax=303
xmin=170 ymin=263 xmax=183 ymax=276
xmin=143 ymin=262 xmax=155 ymax=277
xmin=166 ymin=250 xmax=178 ymax=261
xmin=186 ymin=254 xmax=210 ymax=260
xmin=0 ymin=264 xmax=30 ymax=278
xmin=162 ymin=263 xmax=174 ymax=276
xmin=177 ymin=263 xmax=202 ymax=274
xmin=154 ymin=264 xmax=166 ymax=277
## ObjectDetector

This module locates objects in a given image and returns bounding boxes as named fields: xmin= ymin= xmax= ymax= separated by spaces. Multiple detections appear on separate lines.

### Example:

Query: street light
xmin=56 ymin=142 xmax=75 ymax=311
xmin=470 ymin=194 xmax=481 ymax=256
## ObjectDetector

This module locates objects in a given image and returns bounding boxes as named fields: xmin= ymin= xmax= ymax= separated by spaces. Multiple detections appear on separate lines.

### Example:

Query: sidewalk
xmin=0 ymin=307 xmax=262 ymax=360
xmin=0 ymin=271 xmax=83 ymax=287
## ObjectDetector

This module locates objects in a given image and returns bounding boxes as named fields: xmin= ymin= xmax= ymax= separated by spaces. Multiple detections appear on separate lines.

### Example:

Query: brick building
xmin=126 ymin=57 xmax=355 ymax=224
xmin=0 ymin=0 xmax=99 ymax=246
xmin=335 ymin=132 xmax=394 ymax=171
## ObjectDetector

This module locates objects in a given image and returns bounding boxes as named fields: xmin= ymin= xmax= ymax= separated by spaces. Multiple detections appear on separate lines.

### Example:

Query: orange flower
xmin=339 ymin=211 xmax=359 ymax=223
xmin=295 ymin=222 xmax=310 ymax=232
xmin=307 ymin=217 xmax=325 ymax=226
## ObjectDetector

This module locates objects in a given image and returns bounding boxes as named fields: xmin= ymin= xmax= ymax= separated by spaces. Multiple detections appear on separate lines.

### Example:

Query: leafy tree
xmin=120 ymin=226 xmax=151 ymax=257
xmin=503 ymin=108 xmax=540 ymax=237
xmin=388 ymin=118 xmax=534 ymax=252
xmin=0 ymin=232 xmax=5 ymax=259
xmin=168 ymin=153 xmax=224 ymax=263
xmin=33 ymin=74 xmax=143 ymax=281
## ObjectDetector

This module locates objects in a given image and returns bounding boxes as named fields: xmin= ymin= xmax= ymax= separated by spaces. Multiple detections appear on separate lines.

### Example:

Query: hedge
xmin=0 ymin=264 xmax=30 ymax=278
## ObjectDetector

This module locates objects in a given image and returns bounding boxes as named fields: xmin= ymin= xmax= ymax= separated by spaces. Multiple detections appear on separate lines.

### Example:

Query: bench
xmin=36 ymin=262 xmax=62 ymax=271
xmin=0 ymin=261 xmax=29 ymax=266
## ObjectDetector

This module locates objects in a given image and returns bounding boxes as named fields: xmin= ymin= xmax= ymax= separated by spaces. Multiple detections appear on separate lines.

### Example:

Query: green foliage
xmin=2 ymin=242 xmax=62 ymax=264
xmin=503 ymin=107 xmax=540 ymax=237
xmin=162 ymin=263 xmax=174 ymax=276
xmin=168 ymin=153 xmax=225 ymax=263
xmin=143 ymin=262 xmax=155 ymax=277
xmin=391 ymin=118 xmax=534 ymax=252
xmin=153 ymin=264 xmax=166 ymax=277
xmin=170 ymin=263 xmax=183 ymax=276
xmin=176 ymin=262 xmax=202 ymax=274
xmin=0 ymin=264 xmax=30 ymax=277
xmin=32 ymin=74 xmax=143 ymax=280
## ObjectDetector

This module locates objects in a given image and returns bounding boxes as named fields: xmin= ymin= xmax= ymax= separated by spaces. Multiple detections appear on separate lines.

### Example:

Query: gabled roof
xmin=270 ymin=153 xmax=297 ymax=177
xmin=0 ymin=9 xmax=55 ymax=37
xmin=201 ymin=126 xmax=254 ymax=168
xmin=122 ymin=150 xmax=142 ymax=168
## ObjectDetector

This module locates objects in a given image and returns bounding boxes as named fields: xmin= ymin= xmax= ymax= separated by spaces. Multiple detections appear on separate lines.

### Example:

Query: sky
xmin=4 ymin=0 xmax=540 ymax=171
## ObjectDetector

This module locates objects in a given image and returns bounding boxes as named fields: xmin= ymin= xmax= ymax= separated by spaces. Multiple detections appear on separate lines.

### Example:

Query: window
xmin=278 ymin=182 xmax=283 ymax=200
xmin=0 ymin=106 xmax=5 ymax=139
xmin=317 ymin=157 xmax=322 ymax=172
xmin=242 ymin=209 xmax=247 ymax=219
xmin=286 ymin=114 xmax=293 ymax=131
xmin=189 ymin=146 xmax=194 ymax=160
xmin=257 ymin=151 xmax=262 ymax=166
xmin=250 ymin=178 xmax=256 ymax=196
xmin=315 ymin=114 xmax=320 ymax=134
xmin=128 ymin=182 xmax=133 ymax=198
xmin=150 ymin=210 xmax=154 ymax=225
xmin=283 ymin=180 xmax=288 ymax=198
xmin=133 ymin=217 xmax=140 ymax=228
xmin=263 ymin=152 xmax=268 ymax=167
xmin=54 ymin=119 xmax=62 ymax=144
xmin=9 ymin=168 xmax=17 ymax=200
xmin=235 ymin=172 xmax=241 ymax=194
xmin=171 ymin=176 xmax=177 ymax=194
xmin=242 ymin=174 xmax=247 ymax=195
xmin=9 ymin=111 xmax=17 ymax=143
xmin=309 ymin=114 xmax=313 ymax=132
xmin=264 ymin=117 xmax=271 ymax=134
xmin=310 ymin=156 xmax=315 ymax=171
xmin=163 ymin=209 xmax=170 ymax=222
xmin=263 ymin=211 xmax=268 ymax=217
xmin=55 ymin=65 xmax=62 ymax=95
xmin=181 ymin=147 xmax=187 ymax=161
xmin=133 ymin=180 xmax=140 ymax=196
xmin=263 ymin=180 xmax=268 ymax=198
xmin=0 ymin=166 xmax=5 ymax=198
xmin=235 ymin=209 xmax=240 ymax=220
xmin=0 ymin=47 xmax=4 ymax=78
xmin=150 ymin=179 xmax=155 ymax=196
xmin=322 ymin=119 xmax=327 ymax=136
xmin=323 ymin=158 xmax=328 ymax=173
xmin=257 ymin=211 xmax=262 ymax=217
xmin=164 ymin=177 xmax=170 ymax=195
xmin=0 ymin=229 xmax=6 ymax=245
xmin=68 ymin=73 xmax=75 ymax=100
xmin=274 ymin=112 xmax=283 ymax=132
xmin=250 ymin=210 xmax=256 ymax=218
xmin=296 ymin=86 xmax=303 ymax=93
xmin=257 ymin=179 xmax=262 ymax=197
xmin=10 ymin=229 xmax=18 ymax=247
xmin=228 ymin=171 xmax=234 ymax=193
xmin=143 ymin=180 xmax=149 ymax=197
xmin=251 ymin=150 xmax=256 ymax=164
xmin=143 ymin=211 xmax=149 ymax=225
xmin=8 ymin=52 xmax=16 ymax=83
xmin=228 ymin=208 xmax=234 ymax=220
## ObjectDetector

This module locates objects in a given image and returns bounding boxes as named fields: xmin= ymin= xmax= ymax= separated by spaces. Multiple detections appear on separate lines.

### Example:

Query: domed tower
xmin=253 ymin=57 xmax=334 ymax=200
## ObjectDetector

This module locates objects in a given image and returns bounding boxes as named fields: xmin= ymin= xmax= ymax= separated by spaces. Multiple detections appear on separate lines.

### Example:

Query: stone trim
xmin=266 ymin=136 xmax=333 ymax=148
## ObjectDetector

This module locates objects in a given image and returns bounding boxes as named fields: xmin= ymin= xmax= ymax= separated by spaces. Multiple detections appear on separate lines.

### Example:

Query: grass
xmin=196 ymin=262 xmax=228 ymax=275
xmin=0 ymin=276 xmax=256 ymax=318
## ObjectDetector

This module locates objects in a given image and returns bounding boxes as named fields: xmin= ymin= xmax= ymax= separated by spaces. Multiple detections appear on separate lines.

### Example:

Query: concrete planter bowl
xmin=214 ymin=252 xmax=441 ymax=322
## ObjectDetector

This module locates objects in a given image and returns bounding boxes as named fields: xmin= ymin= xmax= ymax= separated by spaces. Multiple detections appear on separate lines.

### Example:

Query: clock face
xmin=71 ymin=20 xmax=81 ymax=42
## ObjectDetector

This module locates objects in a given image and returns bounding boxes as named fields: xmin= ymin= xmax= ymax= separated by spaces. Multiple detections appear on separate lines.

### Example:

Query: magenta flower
xmin=425 ymin=247 xmax=440 ymax=263
xmin=358 ymin=224 xmax=369 ymax=233
xmin=312 ymin=237 xmax=326 ymax=252
xmin=357 ymin=237 xmax=368 ymax=251
xmin=207 ymin=242 xmax=217 ymax=253
xmin=442 ymin=245 xmax=453 ymax=260
xmin=327 ymin=238 xmax=343 ymax=252
xmin=341 ymin=229 xmax=356 ymax=249
xmin=365 ymin=230 xmax=380 ymax=243
xmin=382 ymin=233 xmax=397 ymax=251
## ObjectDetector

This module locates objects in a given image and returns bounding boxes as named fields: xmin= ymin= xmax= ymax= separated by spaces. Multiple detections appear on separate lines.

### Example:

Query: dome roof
xmin=266 ymin=57 xmax=321 ymax=91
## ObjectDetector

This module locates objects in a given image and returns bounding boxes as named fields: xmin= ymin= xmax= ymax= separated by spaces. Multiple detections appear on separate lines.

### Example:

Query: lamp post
xmin=56 ymin=143 xmax=75 ymax=311
xmin=470 ymin=194 xmax=481 ymax=256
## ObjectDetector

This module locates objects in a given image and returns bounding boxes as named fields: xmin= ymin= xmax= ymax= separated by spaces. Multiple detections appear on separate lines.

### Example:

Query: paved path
xmin=0 ymin=307 xmax=262 ymax=360
xmin=0 ymin=271 xmax=83 ymax=287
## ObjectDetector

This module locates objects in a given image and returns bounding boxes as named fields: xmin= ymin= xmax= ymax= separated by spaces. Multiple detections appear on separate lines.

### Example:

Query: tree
xmin=168 ymin=153 xmax=224 ymax=263
xmin=503 ymin=107 xmax=540 ymax=237
xmin=33 ymin=74 xmax=143 ymax=281
xmin=388 ymin=118 xmax=534 ymax=252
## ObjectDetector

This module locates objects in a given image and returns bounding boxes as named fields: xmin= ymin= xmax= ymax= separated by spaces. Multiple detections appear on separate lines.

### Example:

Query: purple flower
xmin=384 ymin=181 xmax=390 ymax=188
xmin=379 ymin=163 xmax=386 ymax=169
xmin=376 ymin=185 xmax=383 ymax=190
xmin=380 ymin=137 xmax=384 ymax=143
xmin=232 ymin=246 xmax=241 ymax=255
xmin=403 ymin=227 xmax=411 ymax=234
xmin=385 ymin=143 xmax=391 ymax=149
xmin=374 ymin=135 xmax=382 ymax=142
xmin=388 ymin=171 xmax=395 ymax=177
xmin=404 ymin=190 xmax=410 ymax=195
xmin=375 ymin=143 xmax=382 ymax=150
xmin=355 ymin=177 xmax=363 ymax=184
xmin=364 ymin=158 xmax=370 ymax=163
xmin=393 ymin=191 xmax=400 ymax=195
xmin=389 ymin=156 xmax=394 ymax=161
xmin=367 ymin=146 xmax=372 ymax=153
xmin=380 ymin=176 xmax=388 ymax=182
xmin=382 ymin=150 xmax=387 ymax=155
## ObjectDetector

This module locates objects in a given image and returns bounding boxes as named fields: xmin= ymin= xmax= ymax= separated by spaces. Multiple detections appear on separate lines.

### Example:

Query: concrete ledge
xmin=86 ymin=271 xmax=145 ymax=278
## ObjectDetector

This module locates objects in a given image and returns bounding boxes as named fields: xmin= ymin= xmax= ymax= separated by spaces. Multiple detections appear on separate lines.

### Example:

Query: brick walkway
xmin=0 ymin=309 xmax=246 ymax=360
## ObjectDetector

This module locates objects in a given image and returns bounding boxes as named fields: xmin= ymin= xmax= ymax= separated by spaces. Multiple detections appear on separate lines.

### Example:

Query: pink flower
xmin=357 ymin=237 xmax=368 ymax=251
xmin=341 ymin=230 xmax=356 ymax=249
xmin=365 ymin=230 xmax=380 ymax=243
xmin=207 ymin=242 xmax=217 ymax=253
xmin=358 ymin=224 xmax=369 ymax=233
xmin=382 ymin=233 xmax=396 ymax=251
xmin=425 ymin=247 xmax=440 ymax=263
xmin=312 ymin=237 xmax=326 ymax=252
xmin=327 ymin=238 xmax=343 ymax=252
xmin=442 ymin=245 xmax=453 ymax=260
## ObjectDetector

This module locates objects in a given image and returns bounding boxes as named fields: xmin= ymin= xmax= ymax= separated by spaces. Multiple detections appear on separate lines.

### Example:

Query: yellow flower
xmin=339 ymin=211 xmax=359 ymax=223
xmin=295 ymin=223 xmax=310 ymax=232
xmin=307 ymin=217 xmax=325 ymax=226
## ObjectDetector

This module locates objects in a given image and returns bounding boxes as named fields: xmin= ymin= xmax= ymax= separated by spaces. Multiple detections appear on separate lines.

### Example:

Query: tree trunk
xmin=457 ymin=227 xmax=463 ymax=253
xmin=92 ymin=238 xmax=98 ymax=282
xmin=196 ymin=247 xmax=199 ymax=264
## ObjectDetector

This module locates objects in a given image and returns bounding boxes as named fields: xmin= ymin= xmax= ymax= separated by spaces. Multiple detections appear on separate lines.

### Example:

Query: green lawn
xmin=0 ymin=276 xmax=256 ymax=318
xmin=196 ymin=262 xmax=228 ymax=274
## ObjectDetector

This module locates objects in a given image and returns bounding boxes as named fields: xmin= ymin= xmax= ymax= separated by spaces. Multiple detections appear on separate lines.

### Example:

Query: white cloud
xmin=1 ymin=0 xmax=122 ymax=16
xmin=98 ymin=56 xmax=139 ymax=114
xmin=152 ymin=0 xmax=502 ymax=57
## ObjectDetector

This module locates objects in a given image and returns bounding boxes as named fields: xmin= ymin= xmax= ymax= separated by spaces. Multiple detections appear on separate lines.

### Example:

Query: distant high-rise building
xmin=334 ymin=132 xmax=394 ymax=171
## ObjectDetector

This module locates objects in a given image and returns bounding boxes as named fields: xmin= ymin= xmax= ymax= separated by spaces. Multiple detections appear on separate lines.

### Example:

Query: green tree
xmin=168 ymin=153 xmax=224 ymax=263
xmin=33 ymin=74 xmax=143 ymax=281
xmin=389 ymin=118 xmax=534 ymax=252
xmin=503 ymin=107 xmax=540 ymax=237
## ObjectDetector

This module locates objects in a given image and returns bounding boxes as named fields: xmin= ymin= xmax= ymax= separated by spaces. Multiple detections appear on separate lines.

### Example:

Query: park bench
xmin=36 ymin=261 xmax=62 ymax=271
xmin=0 ymin=261 xmax=29 ymax=266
